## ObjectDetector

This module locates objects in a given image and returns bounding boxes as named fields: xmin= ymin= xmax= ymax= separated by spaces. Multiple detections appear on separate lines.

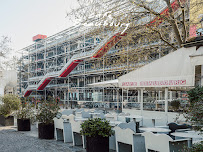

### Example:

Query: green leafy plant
xmin=16 ymin=98 xmax=35 ymax=120
xmin=80 ymin=118 xmax=113 ymax=137
xmin=186 ymin=86 xmax=203 ymax=132
xmin=170 ymin=100 xmax=181 ymax=111
xmin=0 ymin=94 xmax=21 ymax=117
xmin=183 ymin=141 xmax=203 ymax=152
xmin=36 ymin=97 xmax=60 ymax=124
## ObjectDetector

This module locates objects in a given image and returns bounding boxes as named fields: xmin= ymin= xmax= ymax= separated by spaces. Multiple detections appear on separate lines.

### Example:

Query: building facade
xmin=17 ymin=0 xmax=191 ymax=110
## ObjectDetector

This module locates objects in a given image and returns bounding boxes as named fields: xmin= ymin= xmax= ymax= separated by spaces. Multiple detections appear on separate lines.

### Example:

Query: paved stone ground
xmin=0 ymin=125 xmax=85 ymax=152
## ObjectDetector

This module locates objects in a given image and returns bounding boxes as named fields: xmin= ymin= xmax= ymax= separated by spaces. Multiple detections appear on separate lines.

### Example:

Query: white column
xmin=117 ymin=89 xmax=119 ymax=111
xmin=201 ymin=65 xmax=203 ymax=86
xmin=64 ymin=91 xmax=67 ymax=105
xmin=140 ymin=88 xmax=144 ymax=116
xmin=55 ymin=87 xmax=57 ymax=98
xmin=165 ymin=87 xmax=169 ymax=124
xmin=138 ymin=90 xmax=140 ymax=103
xmin=45 ymin=89 xmax=46 ymax=100
xmin=67 ymin=76 xmax=70 ymax=108
xmin=155 ymin=91 xmax=158 ymax=110
xmin=122 ymin=88 xmax=124 ymax=111
xmin=169 ymin=91 xmax=172 ymax=101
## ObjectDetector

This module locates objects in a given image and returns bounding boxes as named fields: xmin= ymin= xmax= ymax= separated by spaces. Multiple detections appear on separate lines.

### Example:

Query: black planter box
xmin=0 ymin=115 xmax=14 ymax=126
xmin=17 ymin=119 xmax=31 ymax=131
xmin=38 ymin=123 xmax=54 ymax=139
xmin=86 ymin=136 xmax=109 ymax=152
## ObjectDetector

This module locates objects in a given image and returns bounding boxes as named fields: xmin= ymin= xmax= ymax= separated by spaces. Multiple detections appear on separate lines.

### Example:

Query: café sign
xmin=122 ymin=79 xmax=187 ymax=87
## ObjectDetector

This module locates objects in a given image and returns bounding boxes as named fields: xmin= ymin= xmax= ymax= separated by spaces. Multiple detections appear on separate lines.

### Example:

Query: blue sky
xmin=0 ymin=0 xmax=78 ymax=56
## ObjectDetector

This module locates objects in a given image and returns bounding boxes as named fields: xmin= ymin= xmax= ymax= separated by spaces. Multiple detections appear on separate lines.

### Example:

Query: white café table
xmin=171 ymin=131 xmax=203 ymax=147
xmin=139 ymin=127 xmax=171 ymax=134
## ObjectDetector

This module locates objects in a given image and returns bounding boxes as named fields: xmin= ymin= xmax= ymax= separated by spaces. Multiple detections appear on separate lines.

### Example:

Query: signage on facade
xmin=122 ymin=79 xmax=187 ymax=87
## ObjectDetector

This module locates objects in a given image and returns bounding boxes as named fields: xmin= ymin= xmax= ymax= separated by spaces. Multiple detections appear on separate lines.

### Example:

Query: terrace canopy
xmin=190 ymin=46 xmax=203 ymax=65
xmin=88 ymin=79 xmax=118 ymax=87
xmin=118 ymin=46 xmax=196 ymax=117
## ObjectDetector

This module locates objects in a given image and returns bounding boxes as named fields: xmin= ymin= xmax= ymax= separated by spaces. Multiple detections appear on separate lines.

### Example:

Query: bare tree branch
xmin=163 ymin=0 xmax=182 ymax=47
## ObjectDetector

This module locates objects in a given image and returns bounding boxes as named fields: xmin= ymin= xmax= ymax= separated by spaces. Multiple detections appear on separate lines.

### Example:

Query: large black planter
xmin=17 ymin=119 xmax=31 ymax=131
xmin=38 ymin=123 xmax=54 ymax=139
xmin=0 ymin=115 xmax=14 ymax=126
xmin=86 ymin=136 xmax=109 ymax=152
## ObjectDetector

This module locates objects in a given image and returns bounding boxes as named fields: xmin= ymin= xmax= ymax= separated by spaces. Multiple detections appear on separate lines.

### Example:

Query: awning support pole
xmin=138 ymin=90 xmax=140 ymax=103
xmin=117 ymin=89 xmax=119 ymax=111
xmin=122 ymin=88 xmax=124 ymax=111
xmin=140 ymin=88 xmax=144 ymax=116
xmin=201 ymin=65 xmax=203 ymax=86
xmin=165 ymin=87 xmax=169 ymax=124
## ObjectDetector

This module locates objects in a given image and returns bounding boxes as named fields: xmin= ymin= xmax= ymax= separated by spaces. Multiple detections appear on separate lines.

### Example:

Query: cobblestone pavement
xmin=0 ymin=125 xmax=85 ymax=152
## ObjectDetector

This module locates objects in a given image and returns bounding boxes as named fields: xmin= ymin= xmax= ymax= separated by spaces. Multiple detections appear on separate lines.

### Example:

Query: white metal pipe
xmin=122 ymin=88 xmax=124 ymax=111
xmin=140 ymin=88 xmax=144 ymax=116
xmin=165 ymin=87 xmax=169 ymax=124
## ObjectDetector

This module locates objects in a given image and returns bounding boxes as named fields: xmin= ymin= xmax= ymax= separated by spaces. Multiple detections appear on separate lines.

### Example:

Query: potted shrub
xmin=80 ymin=118 xmax=113 ymax=152
xmin=0 ymin=94 xmax=21 ymax=126
xmin=170 ymin=100 xmax=181 ymax=112
xmin=35 ymin=97 xmax=60 ymax=139
xmin=15 ymin=98 xmax=34 ymax=131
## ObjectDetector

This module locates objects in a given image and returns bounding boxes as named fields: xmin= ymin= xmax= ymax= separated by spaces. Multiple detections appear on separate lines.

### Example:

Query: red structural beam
xmin=149 ymin=0 xmax=186 ymax=26
xmin=37 ymin=77 xmax=54 ymax=90
xmin=93 ymin=33 xmax=127 ymax=58
xmin=59 ymin=60 xmax=83 ymax=77
xmin=24 ymin=90 xmax=32 ymax=97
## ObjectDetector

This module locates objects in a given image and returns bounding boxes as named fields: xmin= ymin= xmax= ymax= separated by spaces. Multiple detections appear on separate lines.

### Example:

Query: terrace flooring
xmin=0 ymin=124 xmax=85 ymax=152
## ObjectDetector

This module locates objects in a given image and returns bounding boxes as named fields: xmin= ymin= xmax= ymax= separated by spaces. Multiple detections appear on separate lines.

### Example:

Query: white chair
xmin=61 ymin=109 xmax=74 ymax=116
xmin=69 ymin=116 xmax=85 ymax=148
xmin=118 ymin=122 xmax=137 ymax=132
xmin=94 ymin=110 xmax=104 ymax=114
xmin=117 ymin=113 xmax=130 ymax=123
xmin=92 ymin=113 xmax=105 ymax=119
xmin=114 ymin=126 xmax=145 ymax=152
xmin=105 ymin=113 xmax=117 ymax=121
xmin=75 ymin=108 xmax=84 ymax=113
xmin=75 ymin=111 xmax=83 ymax=118
xmin=81 ymin=111 xmax=91 ymax=118
xmin=142 ymin=132 xmax=189 ymax=152
xmin=53 ymin=114 xmax=74 ymax=143
xmin=92 ymin=110 xmax=105 ymax=119
xmin=109 ymin=122 xmax=138 ymax=151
